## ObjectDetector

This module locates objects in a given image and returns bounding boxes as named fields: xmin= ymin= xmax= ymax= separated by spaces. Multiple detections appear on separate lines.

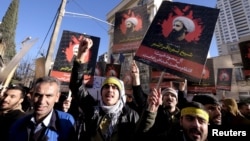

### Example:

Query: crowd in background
xmin=0 ymin=37 xmax=250 ymax=141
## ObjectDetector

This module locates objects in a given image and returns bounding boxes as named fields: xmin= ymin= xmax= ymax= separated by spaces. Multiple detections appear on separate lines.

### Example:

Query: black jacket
xmin=69 ymin=60 xmax=140 ymax=141
xmin=0 ymin=109 xmax=26 ymax=141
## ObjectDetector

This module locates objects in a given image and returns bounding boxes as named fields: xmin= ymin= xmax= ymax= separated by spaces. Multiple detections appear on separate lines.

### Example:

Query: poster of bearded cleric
xmin=50 ymin=30 xmax=100 ymax=89
xmin=112 ymin=5 xmax=150 ymax=53
xmin=187 ymin=58 xmax=216 ymax=94
xmin=134 ymin=1 xmax=219 ymax=82
xmin=239 ymin=40 xmax=250 ymax=79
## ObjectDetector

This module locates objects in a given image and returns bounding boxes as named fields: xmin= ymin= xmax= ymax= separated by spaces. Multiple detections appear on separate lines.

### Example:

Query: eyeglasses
xmin=103 ymin=84 xmax=118 ymax=90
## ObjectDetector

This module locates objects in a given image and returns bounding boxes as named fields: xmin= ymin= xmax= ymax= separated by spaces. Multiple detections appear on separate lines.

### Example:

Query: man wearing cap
xmin=192 ymin=94 xmax=222 ymax=125
xmin=134 ymin=86 xmax=184 ymax=141
xmin=69 ymin=37 xmax=140 ymax=141
xmin=168 ymin=16 xmax=195 ymax=42
xmin=136 ymin=87 xmax=209 ymax=141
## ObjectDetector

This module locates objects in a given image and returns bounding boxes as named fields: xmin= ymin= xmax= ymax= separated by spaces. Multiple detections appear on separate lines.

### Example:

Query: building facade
xmin=98 ymin=52 xmax=108 ymax=62
xmin=105 ymin=0 xmax=250 ymax=101
xmin=215 ymin=0 xmax=250 ymax=56
xmin=213 ymin=0 xmax=250 ymax=101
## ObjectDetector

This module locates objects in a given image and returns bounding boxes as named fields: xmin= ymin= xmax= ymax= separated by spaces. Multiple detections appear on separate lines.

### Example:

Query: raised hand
xmin=131 ymin=60 xmax=140 ymax=85
xmin=62 ymin=96 xmax=72 ymax=113
xmin=179 ymin=79 xmax=186 ymax=91
xmin=147 ymin=88 xmax=162 ymax=112
xmin=77 ymin=37 xmax=93 ymax=63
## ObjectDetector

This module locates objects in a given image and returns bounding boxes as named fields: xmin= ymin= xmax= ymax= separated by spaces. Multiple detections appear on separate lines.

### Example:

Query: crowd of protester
xmin=1 ymin=37 xmax=250 ymax=141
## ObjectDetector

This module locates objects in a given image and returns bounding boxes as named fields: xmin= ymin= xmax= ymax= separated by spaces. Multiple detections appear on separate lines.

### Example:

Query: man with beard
xmin=179 ymin=101 xmax=209 ymax=141
xmin=136 ymin=87 xmax=209 ymax=141
xmin=192 ymin=94 xmax=222 ymax=140
xmin=0 ymin=85 xmax=26 ymax=141
xmin=238 ymin=101 xmax=250 ymax=120
xmin=125 ymin=17 xmax=138 ymax=34
xmin=192 ymin=94 xmax=222 ymax=125
xmin=134 ymin=86 xmax=184 ymax=141
xmin=168 ymin=16 xmax=195 ymax=43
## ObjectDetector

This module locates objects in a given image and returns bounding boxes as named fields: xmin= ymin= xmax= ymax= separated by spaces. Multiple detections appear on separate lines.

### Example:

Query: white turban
xmin=173 ymin=16 xmax=195 ymax=32
xmin=125 ymin=17 xmax=138 ymax=26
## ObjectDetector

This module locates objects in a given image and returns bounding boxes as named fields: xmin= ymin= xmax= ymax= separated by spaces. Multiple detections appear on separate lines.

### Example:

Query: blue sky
xmin=0 ymin=0 xmax=217 ymax=62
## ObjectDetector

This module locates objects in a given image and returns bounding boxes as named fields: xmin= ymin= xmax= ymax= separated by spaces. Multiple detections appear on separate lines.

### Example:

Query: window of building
xmin=235 ymin=67 xmax=244 ymax=81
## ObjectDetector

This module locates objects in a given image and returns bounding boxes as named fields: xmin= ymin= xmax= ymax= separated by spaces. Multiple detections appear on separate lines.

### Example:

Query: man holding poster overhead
xmin=69 ymin=38 xmax=140 ymax=141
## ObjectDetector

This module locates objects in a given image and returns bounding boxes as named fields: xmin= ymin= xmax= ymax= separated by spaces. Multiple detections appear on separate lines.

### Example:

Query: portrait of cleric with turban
xmin=125 ymin=17 xmax=138 ymax=34
xmin=168 ymin=16 xmax=195 ymax=43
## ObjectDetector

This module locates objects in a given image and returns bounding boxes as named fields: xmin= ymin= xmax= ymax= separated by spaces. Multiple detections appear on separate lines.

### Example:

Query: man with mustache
xmin=168 ymin=16 xmax=195 ymax=43
xmin=125 ymin=17 xmax=138 ymax=34
xmin=192 ymin=94 xmax=222 ymax=126
xmin=9 ymin=76 xmax=77 ymax=141
xmin=136 ymin=87 xmax=209 ymax=141
xmin=0 ymin=85 xmax=26 ymax=141
xmin=179 ymin=101 xmax=209 ymax=141
xmin=134 ymin=85 xmax=186 ymax=141
xmin=238 ymin=102 xmax=250 ymax=120
xmin=192 ymin=94 xmax=222 ymax=140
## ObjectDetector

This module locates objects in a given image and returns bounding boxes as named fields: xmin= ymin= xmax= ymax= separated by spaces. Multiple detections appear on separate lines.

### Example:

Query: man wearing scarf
xmin=69 ymin=37 xmax=139 ymax=141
